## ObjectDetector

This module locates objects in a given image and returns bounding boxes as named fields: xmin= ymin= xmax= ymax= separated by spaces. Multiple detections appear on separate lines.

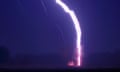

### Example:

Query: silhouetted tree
xmin=0 ymin=46 xmax=9 ymax=65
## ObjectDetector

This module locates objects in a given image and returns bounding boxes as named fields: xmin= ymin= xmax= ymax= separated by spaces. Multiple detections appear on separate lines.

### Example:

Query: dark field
xmin=1 ymin=52 xmax=120 ymax=69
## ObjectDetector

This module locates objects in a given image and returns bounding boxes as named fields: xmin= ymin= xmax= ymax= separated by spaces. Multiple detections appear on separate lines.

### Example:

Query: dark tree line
xmin=0 ymin=46 xmax=9 ymax=65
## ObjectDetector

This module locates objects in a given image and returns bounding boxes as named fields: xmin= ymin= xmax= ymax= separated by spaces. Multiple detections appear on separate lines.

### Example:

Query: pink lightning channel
xmin=55 ymin=0 xmax=82 ymax=66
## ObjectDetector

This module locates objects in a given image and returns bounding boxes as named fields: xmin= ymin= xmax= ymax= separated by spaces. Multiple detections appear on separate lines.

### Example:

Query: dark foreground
xmin=1 ymin=52 xmax=120 ymax=69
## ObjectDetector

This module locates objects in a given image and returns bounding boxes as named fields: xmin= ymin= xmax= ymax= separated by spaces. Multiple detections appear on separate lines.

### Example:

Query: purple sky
xmin=0 ymin=0 xmax=120 ymax=64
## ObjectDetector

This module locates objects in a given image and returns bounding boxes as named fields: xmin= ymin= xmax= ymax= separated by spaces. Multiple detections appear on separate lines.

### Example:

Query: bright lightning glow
xmin=56 ymin=0 xmax=82 ymax=66
xmin=68 ymin=61 xmax=75 ymax=66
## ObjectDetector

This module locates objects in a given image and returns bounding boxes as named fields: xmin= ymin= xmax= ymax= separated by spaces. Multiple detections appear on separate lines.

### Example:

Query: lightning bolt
xmin=55 ymin=0 xmax=82 ymax=67
xmin=40 ymin=0 xmax=48 ymax=15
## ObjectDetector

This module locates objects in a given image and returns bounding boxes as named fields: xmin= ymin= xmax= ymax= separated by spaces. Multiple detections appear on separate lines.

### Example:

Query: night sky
xmin=0 ymin=0 xmax=120 ymax=68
